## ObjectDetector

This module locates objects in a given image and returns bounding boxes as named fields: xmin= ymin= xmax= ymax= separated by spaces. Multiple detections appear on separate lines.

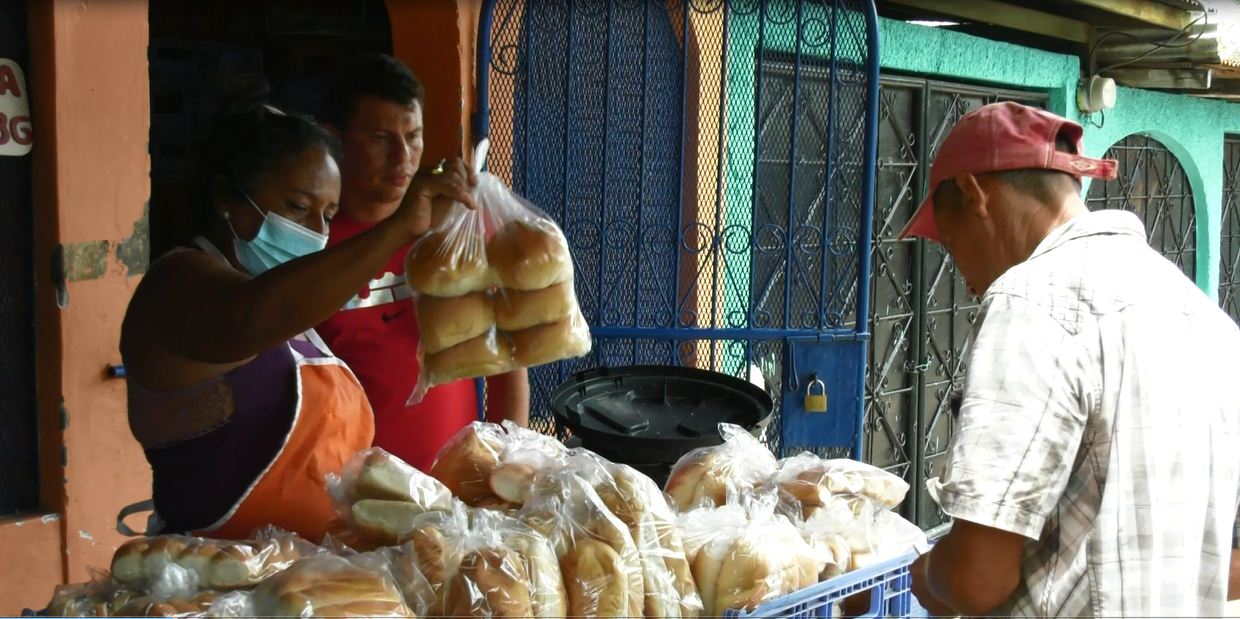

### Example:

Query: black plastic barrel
xmin=551 ymin=365 xmax=773 ymax=487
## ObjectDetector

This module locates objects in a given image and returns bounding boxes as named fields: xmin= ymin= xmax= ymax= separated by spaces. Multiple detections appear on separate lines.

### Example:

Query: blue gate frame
xmin=473 ymin=0 xmax=880 ymax=457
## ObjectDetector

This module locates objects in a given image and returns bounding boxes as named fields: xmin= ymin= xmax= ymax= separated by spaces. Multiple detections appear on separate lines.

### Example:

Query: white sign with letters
xmin=0 ymin=58 xmax=31 ymax=156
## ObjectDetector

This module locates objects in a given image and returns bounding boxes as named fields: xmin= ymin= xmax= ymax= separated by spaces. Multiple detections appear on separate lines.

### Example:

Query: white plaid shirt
xmin=928 ymin=210 xmax=1240 ymax=617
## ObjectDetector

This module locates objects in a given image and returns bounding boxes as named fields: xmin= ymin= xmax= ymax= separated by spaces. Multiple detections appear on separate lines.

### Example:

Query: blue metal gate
xmin=474 ymin=0 xmax=880 ymax=456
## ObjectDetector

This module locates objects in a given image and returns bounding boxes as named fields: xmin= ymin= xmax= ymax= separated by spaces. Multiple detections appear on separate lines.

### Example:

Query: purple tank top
xmin=131 ymin=338 xmax=325 ymax=534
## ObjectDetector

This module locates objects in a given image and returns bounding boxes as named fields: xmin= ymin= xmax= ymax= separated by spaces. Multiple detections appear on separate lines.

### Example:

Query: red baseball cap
xmin=898 ymin=102 xmax=1118 ymax=242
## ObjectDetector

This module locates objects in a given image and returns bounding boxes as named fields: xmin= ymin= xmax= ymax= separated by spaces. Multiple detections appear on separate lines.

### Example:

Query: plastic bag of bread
xmin=326 ymin=447 xmax=457 ymax=546
xmin=110 ymin=530 xmax=318 ymax=593
xmin=43 ymin=573 xmax=141 ymax=617
xmin=252 ymin=554 xmax=414 ymax=618
xmin=676 ymin=504 xmax=821 ymax=617
xmin=487 ymin=421 xmax=570 ymax=506
xmin=109 ymin=590 xmax=221 ymax=618
xmin=481 ymin=172 xmax=591 ymax=367
xmin=404 ymin=196 xmax=508 ymax=405
xmin=849 ymin=509 xmax=928 ymax=571
xmin=517 ymin=466 xmax=644 ymax=618
xmin=429 ymin=421 xmax=519 ymax=508
xmin=390 ymin=502 xmax=472 ymax=616
xmin=664 ymin=423 xmax=779 ymax=512
xmin=572 ymin=450 xmax=703 ymax=618
xmin=775 ymin=452 xmax=910 ymax=514
xmin=435 ymin=508 xmax=565 ymax=618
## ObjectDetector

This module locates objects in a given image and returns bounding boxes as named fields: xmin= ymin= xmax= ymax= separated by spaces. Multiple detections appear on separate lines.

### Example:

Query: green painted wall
xmin=878 ymin=17 xmax=1240 ymax=299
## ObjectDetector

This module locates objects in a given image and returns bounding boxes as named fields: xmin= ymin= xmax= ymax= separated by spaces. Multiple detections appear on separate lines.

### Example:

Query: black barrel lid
xmin=551 ymin=365 xmax=773 ymax=463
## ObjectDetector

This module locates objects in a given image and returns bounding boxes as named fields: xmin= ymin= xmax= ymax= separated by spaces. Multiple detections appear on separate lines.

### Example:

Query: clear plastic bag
xmin=664 ymin=423 xmax=779 ymax=512
xmin=325 ymin=447 xmax=457 ymax=546
xmin=676 ymin=504 xmax=820 ymax=617
xmin=43 ymin=571 xmax=137 ymax=617
xmin=775 ymin=453 xmax=911 ymax=514
xmin=487 ymin=421 xmax=570 ymax=507
xmin=110 ymin=530 xmax=318 ymax=594
xmin=574 ymin=451 xmax=703 ymax=618
xmin=429 ymin=421 xmax=511 ymax=507
xmin=252 ymin=554 xmax=414 ymax=618
xmin=390 ymin=502 xmax=473 ymax=616
xmin=440 ymin=509 xmax=559 ymax=618
xmin=517 ymin=467 xmax=645 ymax=618
xmin=405 ymin=147 xmax=591 ymax=405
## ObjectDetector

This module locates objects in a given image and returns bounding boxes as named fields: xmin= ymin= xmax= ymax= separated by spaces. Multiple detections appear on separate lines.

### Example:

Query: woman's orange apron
xmin=119 ymin=331 xmax=374 ymax=542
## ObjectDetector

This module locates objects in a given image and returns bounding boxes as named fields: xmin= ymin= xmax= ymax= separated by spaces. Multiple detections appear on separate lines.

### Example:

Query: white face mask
xmin=226 ymin=192 xmax=328 ymax=275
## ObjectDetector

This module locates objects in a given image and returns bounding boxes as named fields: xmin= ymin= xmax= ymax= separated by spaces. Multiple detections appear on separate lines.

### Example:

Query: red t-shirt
xmin=316 ymin=216 xmax=478 ymax=472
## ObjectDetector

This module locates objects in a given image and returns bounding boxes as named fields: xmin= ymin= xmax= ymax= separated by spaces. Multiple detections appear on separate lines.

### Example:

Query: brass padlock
xmin=804 ymin=375 xmax=828 ymax=413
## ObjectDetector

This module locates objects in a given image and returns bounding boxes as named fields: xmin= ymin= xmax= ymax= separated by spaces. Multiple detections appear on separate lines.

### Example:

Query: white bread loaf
xmin=405 ymin=227 xmax=497 ymax=297
xmin=424 ymin=329 xmax=514 ymax=385
xmin=352 ymin=448 xmax=453 ymax=508
xmin=429 ymin=422 xmax=507 ymax=506
xmin=487 ymin=219 xmax=573 ymax=291
xmin=562 ymin=537 xmax=630 ymax=618
xmin=208 ymin=536 xmax=305 ymax=590
xmin=415 ymin=291 xmax=496 ymax=354
xmin=493 ymin=282 xmax=574 ymax=331
xmin=253 ymin=555 xmax=413 ymax=618
xmin=446 ymin=546 xmax=533 ymax=618
xmin=508 ymin=313 xmax=591 ymax=368
xmin=506 ymin=530 xmax=567 ymax=619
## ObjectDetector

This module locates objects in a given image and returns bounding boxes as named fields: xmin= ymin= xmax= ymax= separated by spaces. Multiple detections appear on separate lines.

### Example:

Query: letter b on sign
xmin=0 ymin=59 xmax=31 ymax=156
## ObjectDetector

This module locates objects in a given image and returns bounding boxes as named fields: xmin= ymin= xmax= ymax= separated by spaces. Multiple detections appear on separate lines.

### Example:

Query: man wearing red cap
xmin=903 ymin=102 xmax=1240 ymax=616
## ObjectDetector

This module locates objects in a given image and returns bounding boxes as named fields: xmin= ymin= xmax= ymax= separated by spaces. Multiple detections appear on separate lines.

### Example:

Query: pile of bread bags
xmin=40 ymin=422 xmax=924 ymax=618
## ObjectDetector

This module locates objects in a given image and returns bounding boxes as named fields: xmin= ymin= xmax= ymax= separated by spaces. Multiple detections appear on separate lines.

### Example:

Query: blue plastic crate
xmin=723 ymin=550 xmax=919 ymax=619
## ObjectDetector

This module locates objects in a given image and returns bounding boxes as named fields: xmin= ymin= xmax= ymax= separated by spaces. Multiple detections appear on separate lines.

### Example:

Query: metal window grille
xmin=864 ymin=76 xmax=1046 ymax=529
xmin=475 ymin=0 xmax=881 ymax=456
xmin=0 ymin=0 xmax=40 ymax=516
xmin=1220 ymin=137 xmax=1240 ymax=323
xmin=1086 ymin=134 xmax=1197 ymax=280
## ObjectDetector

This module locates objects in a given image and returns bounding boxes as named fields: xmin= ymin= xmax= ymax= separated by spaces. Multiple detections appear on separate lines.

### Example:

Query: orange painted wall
xmin=10 ymin=0 xmax=153 ymax=610
xmin=0 ymin=516 xmax=64 ymax=612
xmin=387 ymin=0 xmax=481 ymax=163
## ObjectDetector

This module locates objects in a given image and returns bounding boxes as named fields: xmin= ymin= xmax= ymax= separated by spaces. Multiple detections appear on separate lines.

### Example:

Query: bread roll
xmin=487 ymin=220 xmax=573 ymax=290
xmin=416 ymin=291 xmax=496 ymax=354
xmin=176 ymin=540 xmax=226 ymax=587
xmin=389 ymin=543 xmax=438 ymax=616
xmin=351 ymin=500 xmax=426 ymax=544
xmin=562 ymin=538 xmax=630 ymax=618
xmin=254 ymin=555 xmax=413 ymax=618
xmin=509 ymin=314 xmax=591 ymax=368
xmin=111 ymin=539 xmax=151 ymax=587
xmin=493 ymin=282 xmax=574 ymax=331
xmin=424 ymin=329 xmax=514 ymax=385
xmin=406 ymin=228 xmax=497 ymax=296
xmin=657 ymin=518 xmax=702 ymax=618
xmin=209 ymin=537 xmax=304 ymax=590
xmin=446 ymin=547 xmax=533 ymax=618
xmin=690 ymin=540 xmax=726 ymax=617
xmin=507 ymin=532 xmax=567 ymax=619
xmin=712 ymin=535 xmax=797 ymax=615
xmin=408 ymin=525 xmax=463 ymax=615
xmin=665 ymin=452 xmax=729 ymax=511
xmin=430 ymin=423 xmax=506 ymax=505
xmin=489 ymin=462 xmax=537 ymax=505
xmin=142 ymin=537 xmax=189 ymax=584
xmin=353 ymin=450 xmax=454 ymax=508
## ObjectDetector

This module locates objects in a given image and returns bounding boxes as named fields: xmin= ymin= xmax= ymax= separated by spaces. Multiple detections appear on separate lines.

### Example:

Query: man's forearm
xmin=485 ymin=369 xmax=530 ymax=426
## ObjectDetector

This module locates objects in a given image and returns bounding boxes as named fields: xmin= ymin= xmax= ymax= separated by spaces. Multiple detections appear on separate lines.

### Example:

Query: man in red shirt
xmin=316 ymin=53 xmax=529 ymax=472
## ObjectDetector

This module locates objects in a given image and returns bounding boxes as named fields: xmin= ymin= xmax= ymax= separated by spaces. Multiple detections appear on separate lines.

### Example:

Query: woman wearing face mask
xmin=117 ymin=94 xmax=474 ymax=542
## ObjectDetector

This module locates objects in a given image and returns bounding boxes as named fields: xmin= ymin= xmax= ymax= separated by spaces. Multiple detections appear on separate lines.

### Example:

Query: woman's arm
xmin=131 ymin=165 xmax=474 ymax=366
